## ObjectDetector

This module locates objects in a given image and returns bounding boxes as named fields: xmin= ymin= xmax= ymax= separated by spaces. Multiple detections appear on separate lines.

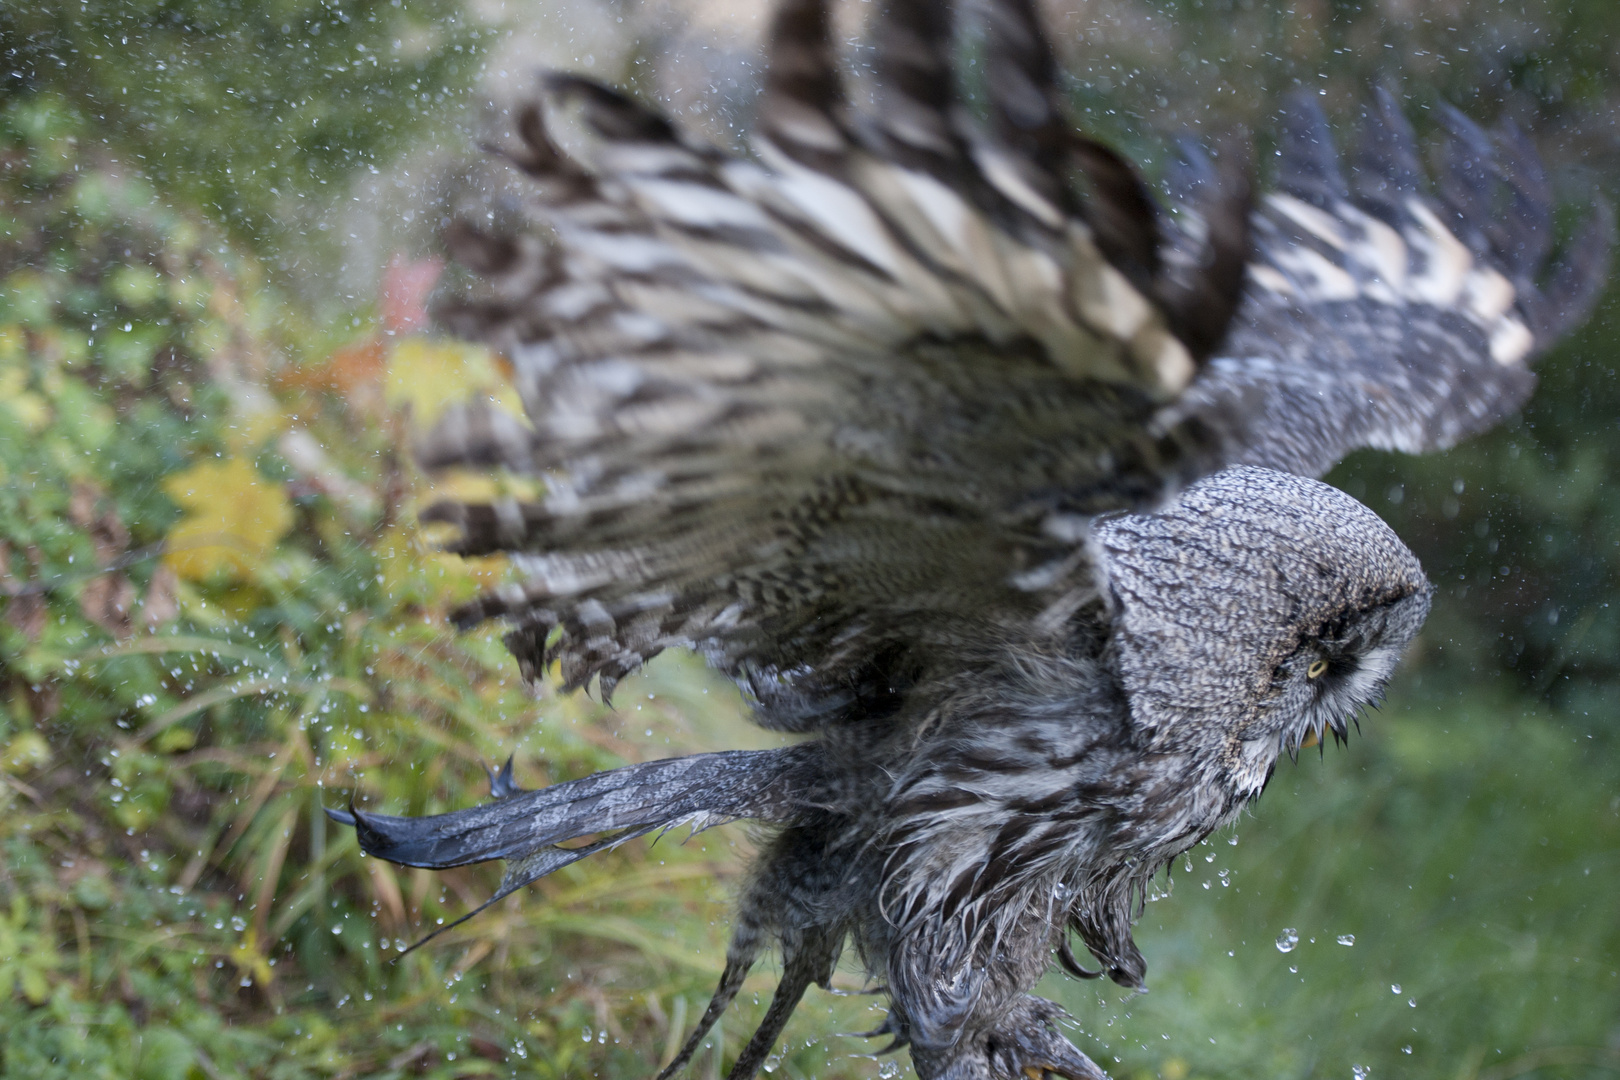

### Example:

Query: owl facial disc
xmin=1093 ymin=466 xmax=1432 ymax=770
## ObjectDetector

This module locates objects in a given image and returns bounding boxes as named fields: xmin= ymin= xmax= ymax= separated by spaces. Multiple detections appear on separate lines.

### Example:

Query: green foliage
xmin=0 ymin=0 xmax=485 ymax=254
xmin=0 ymin=97 xmax=875 ymax=1080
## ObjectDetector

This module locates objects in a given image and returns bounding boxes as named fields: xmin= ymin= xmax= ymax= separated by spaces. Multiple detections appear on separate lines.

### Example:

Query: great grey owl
xmin=328 ymin=0 xmax=1609 ymax=1076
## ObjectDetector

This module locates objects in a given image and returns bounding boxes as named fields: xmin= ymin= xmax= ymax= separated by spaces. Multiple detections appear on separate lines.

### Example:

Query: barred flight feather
xmin=1169 ymin=89 xmax=1610 ymax=478
xmin=336 ymin=1 xmax=1610 ymax=1077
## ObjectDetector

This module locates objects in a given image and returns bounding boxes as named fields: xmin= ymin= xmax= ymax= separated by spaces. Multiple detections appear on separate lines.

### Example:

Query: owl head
xmin=1094 ymin=466 xmax=1433 ymax=796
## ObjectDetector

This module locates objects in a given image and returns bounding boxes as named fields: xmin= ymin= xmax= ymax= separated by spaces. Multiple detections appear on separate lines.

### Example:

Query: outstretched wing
xmin=423 ymin=0 xmax=1250 ymax=716
xmin=421 ymin=0 xmax=1607 ymax=717
xmin=1169 ymin=89 xmax=1610 ymax=478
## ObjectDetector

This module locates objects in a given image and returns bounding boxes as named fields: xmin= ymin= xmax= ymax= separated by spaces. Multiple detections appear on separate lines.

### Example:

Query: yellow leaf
xmin=6 ymin=391 xmax=50 ymax=432
xmin=0 ymin=323 xmax=24 ymax=364
xmin=19 ymin=964 xmax=49 ymax=1006
xmin=162 ymin=457 xmax=294 ymax=582
xmin=424 ymin=468 xmax=503 ymax=506
xmin=374 ymin=521 xmax=508 ymax=607
xmin=0 ymin=363 xmax=24 ymax=400
xmin=229 ymin=928 xmax=275 ymax=988
xmin=383 ymin=337 xmax=522 ymax=430
xmin=1 ymin=732 xmax=51 ymax=774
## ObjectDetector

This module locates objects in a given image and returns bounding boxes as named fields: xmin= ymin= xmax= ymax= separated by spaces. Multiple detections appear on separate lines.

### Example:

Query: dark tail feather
xmin=326 ymin=746 xmax=814 ymax=870
xmin=724 ymin=937 xmax=834 ymax=1080
xmin=655 ymin=946 xmax=759 ymax=1080
xmin=325 ymin=746 xmax=818 ymax=955
xmin=756 ymin=0 xmax=845 ymax=170
xmin=1156 ymin=133 xmax=1252 ymax=362
xmin=390 ymin=822 xmax=668 ymax=957
xmin=1276 ymin=90 xmax=1350 ymax=206
xmin=1529 ymin=197 xmax=1613 ymax=346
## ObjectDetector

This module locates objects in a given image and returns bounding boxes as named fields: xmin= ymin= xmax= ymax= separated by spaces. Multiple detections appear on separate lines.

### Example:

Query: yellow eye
xmin=1307 ymin=658 xmax=1330 ymax=679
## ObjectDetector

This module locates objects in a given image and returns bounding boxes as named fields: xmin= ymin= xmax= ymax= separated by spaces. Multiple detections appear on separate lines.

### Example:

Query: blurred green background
xmin=0 ymin=1 xmax=1616 ymax=1078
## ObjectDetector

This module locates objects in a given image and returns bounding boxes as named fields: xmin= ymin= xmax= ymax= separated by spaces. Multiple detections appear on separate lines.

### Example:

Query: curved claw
xmin=1056 ymin=933 xmax=1104 ymax=980
xmin=986 ymin=999 xmax=1108 ymax=1080
xmin=911 ymin=996 xmax=1108 ymax=1080
xmin=840 ymin=1011 xmax=903 ymax=1042
xmin=1056 ymin=932 xmax=1108 ymax=984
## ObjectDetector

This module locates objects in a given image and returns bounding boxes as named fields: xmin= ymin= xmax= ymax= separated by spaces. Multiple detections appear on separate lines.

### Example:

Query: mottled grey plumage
xmin=328 ymin=1 xmax=1608 ymax=1076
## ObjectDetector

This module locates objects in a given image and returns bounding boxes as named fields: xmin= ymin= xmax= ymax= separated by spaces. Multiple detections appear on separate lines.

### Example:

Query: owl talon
xmin=842 ymin=1015 xmax=898 ymax=1040
xmin=841 ymin=1010 xmax=910 ymax=1054
xmin=985 ymin=997 xmax=1108 ymax=1080
xmin=907 ymin=996 xmax=1108 ymax=1080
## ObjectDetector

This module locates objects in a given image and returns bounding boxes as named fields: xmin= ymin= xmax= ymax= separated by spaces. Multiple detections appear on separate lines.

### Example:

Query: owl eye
xmin=1307 ymin=658 xmax=1330 ymax=679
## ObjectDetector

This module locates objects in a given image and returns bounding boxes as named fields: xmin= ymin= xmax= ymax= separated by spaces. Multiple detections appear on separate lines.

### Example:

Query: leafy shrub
xmin=0 ymin=96 xmax=874 ymax=1080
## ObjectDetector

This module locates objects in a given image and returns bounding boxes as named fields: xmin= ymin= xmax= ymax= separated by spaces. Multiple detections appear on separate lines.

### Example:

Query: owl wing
xmin=1167 ymin=89 xmax=1610 ymax=479
xmin=421 ymin=0 xmax=1251 ymax=716
xmin=420 ymin=0 xmax=1607 ymax=717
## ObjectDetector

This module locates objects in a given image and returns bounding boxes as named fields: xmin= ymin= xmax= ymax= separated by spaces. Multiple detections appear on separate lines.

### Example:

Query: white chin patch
xmin=1236 ymin=735 xmax=1280 ymax=799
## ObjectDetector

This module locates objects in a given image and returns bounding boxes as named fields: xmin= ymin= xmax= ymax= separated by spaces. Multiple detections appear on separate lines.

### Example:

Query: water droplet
xmin=1352 ymin=1065 xmax=1370 ymax=1080
xmin=762 ymin=1055 xmax=780 ymax=1073
xmin=878 ymin=1062 xmax=901 ymax=1078
xmin=1275 ymin=928 xmax=1299 ymax=953
xmin=1391 ymin=983 xmax=1401 ymax=994
xmin=598 ymin=1031 xmax=607 ymax=1044
xmin=1337 ymin=934 xmax=1355 ymax=946
xmin=582 ymin=1026 xmax=592 ymax=1043
xmin=1402 ymin=1046 xmax=1413 ymax=1055
xmin=1408 ymin=997 xmax=1417 ymax=1007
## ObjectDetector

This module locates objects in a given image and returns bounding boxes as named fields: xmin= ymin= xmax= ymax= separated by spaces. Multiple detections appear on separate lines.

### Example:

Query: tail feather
xmin=390 ymin=823 xmax=670 ymax=958
xmin=654 ymin=951 xmax=758 ymax=1080
xmin=326 ymin=746 xmax=820 ymax=957
xmin=327 ymin=746 xmax=815 ymax=870
xmin=723 ymin=934 xmax=836 ymax=1080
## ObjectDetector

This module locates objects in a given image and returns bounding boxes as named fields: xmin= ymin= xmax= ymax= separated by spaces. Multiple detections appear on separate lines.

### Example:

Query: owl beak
xmin=1298 ymin=727 xmax=1321 ymax=750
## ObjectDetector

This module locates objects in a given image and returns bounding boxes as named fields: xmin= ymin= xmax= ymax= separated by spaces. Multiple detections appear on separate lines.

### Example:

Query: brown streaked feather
xmin=1155 ymin=135 xmax=1253 ymax=362
xmin=981 ymin=0 xmax=1070 ymax=190
xmin=756 ymin=0 xmax=847 ymax=170
xmin=871 ymin=0 xmax=960 ymax=168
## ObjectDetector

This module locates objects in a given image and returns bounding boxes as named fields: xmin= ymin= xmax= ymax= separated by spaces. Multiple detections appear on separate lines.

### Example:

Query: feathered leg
xmin=725 ymin=931 xmax=837 ymax=1080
